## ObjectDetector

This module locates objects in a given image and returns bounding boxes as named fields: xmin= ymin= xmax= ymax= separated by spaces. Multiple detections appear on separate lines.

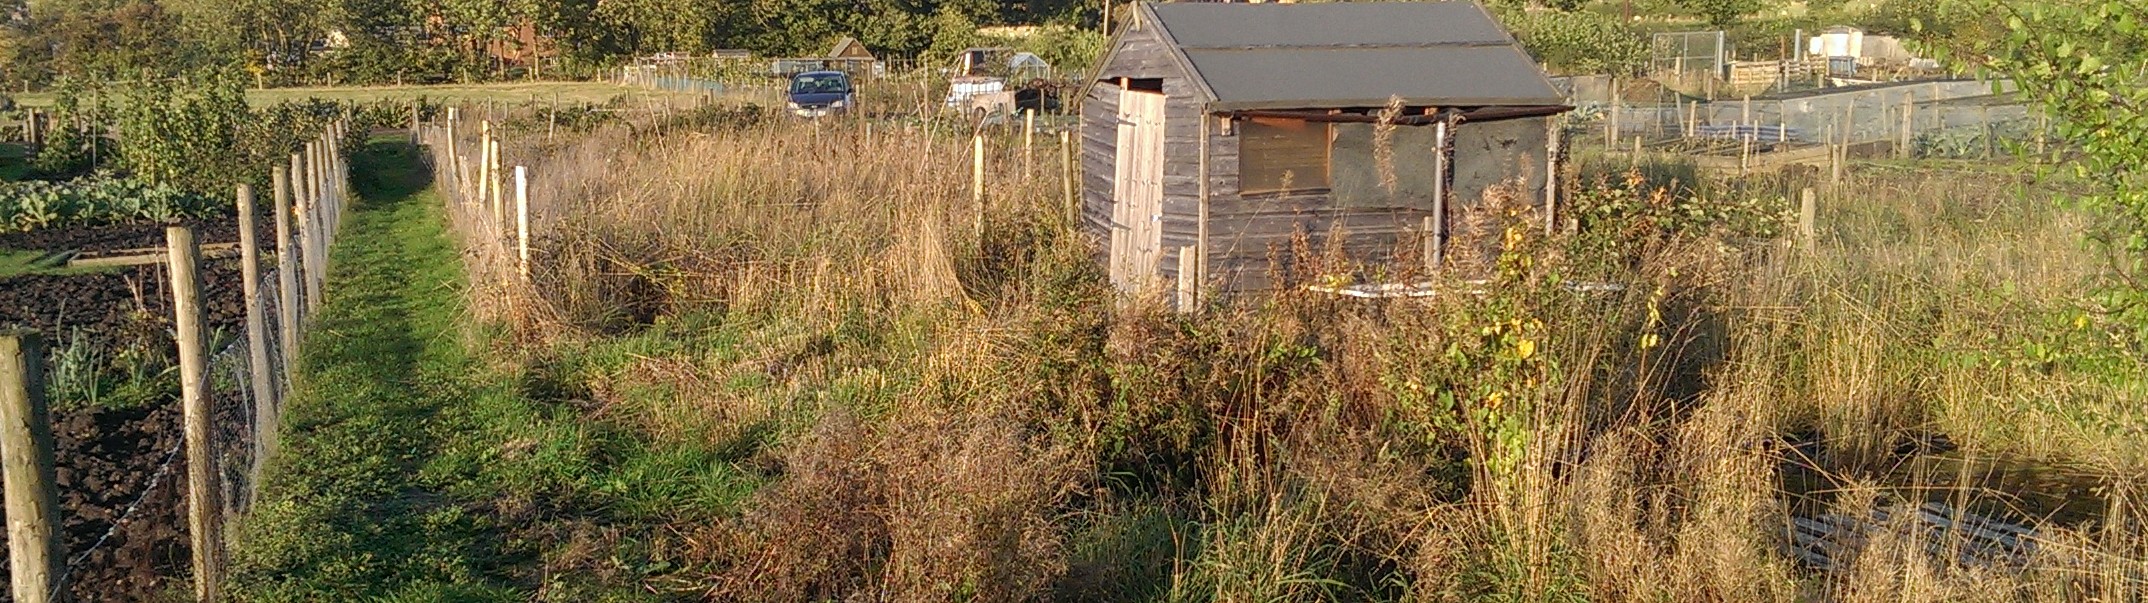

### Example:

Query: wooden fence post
xmin=1546 ymin=119 xmax=1562 ymax=236
xmin=490 ymin=140 xmax=505 ymax=230
xmin=22 ymin=108 xmax=37 ymax=151
xmin=1422 ymin=216 xmax=1438 ymax=274
xmin=328 ymin=128 xmax=343 ymax=235
xmin=165 ymin=226 xmax=225 ymax=603
xmin=478 ymin=121 xmax=493 ymax=214
xmin=515 ymin=166 xmax=530 ymax=280
xmin=1828 ymin=126 xmax=1843 ymax=184
xmin=1175 ymin=246 xmax=1197 ymax=312
xmin=236 ymin=185 xmax=277 ymax=491
xmin=273 ymin=168 xmax=300 ymax=378
xmin=297 ymin=149 xmax=322 ymax=317
xmin=1799 ymin=188 xmax=1817 ymax=249
xmin=1023 ymin=109 xmax=1035 ymax=177
xmin=1 ymin=332 xmax=61 ymax=603
xmin=972 ymin=133 xmax=986 ymax=240
xmin=446 ymin=108 xmax=461 ymax=186
xmin=1431 ymin=117 xmax=1450 ymax=270
xmin=1898 ymin=91 xmax=1914 ymax=159
xmin=1844 ymin=101 xmax=1856 ymax=147
xmin=321 ymin=137 xmax=336 ymax=236
xmin=313 ymin=138 xmax=327 ymax=239
xmin=2035 ymin=112 xmax=2048 ymax=159
xmin=1060 ymin=131 xmax=1075 ymax=226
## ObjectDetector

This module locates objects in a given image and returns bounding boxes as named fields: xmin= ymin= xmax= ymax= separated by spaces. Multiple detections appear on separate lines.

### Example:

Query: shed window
xmin=1240 ymin=117 xmax=1332 ymax=195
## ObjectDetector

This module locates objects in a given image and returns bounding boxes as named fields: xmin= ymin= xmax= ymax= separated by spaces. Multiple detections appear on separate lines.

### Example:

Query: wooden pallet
xmin=1786 ymin=502 xmax=2038 ymax=572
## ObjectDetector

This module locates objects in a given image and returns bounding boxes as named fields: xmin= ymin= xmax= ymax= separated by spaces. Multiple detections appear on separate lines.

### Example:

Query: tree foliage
xmin=0 ymin=0 xmax=1096 ymax=88
xmin=1922 ymin=0 xmax=2148 ymax=343
xmin=1682 ymin=0 xmax=1760 ymax=29
xmin=114 ymin=73 xmax=250 ymax=195
xmin=1503 ymin=8 xmax=1648 ymax=75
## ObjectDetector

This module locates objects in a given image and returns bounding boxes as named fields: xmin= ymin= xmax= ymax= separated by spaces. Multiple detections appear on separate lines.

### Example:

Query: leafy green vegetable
xmin=0 ymin=176 xmax=223 ymax=233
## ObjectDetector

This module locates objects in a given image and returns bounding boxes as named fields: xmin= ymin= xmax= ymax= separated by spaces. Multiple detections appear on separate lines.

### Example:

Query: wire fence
xmin=0 ymin=120 xmax=350 ymax=602
xmin=1579 ymin=78 xmax=2050 ymax=166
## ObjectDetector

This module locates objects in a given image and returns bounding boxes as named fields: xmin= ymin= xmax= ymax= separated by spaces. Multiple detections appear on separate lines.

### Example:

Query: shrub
xmin=1506 ymin=9 xmax=1649 ymax=75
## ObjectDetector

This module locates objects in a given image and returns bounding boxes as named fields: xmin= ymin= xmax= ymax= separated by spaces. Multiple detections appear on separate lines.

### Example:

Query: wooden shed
xmin=1081 ymin=1 xmax=1569 ymax=299
xmin=828 ymin=37 xmax=876 ymax=61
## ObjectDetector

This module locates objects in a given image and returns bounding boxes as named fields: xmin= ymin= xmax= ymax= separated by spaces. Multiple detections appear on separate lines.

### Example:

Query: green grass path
xmin=229 ymin=139 xmax=528 ymax=601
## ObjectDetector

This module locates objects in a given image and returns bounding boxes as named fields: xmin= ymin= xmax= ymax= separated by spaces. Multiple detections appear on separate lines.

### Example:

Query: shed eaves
xmin=1142 ymin=1 xmax=1565 ymax=111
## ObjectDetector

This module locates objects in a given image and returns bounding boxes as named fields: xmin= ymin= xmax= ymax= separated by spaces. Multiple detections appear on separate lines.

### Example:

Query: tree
xmin=0 ymin=0 xmax=25 ymax=83
xmin=1682 ymin=0 xmax=1758 ymax=29
xmin=1929 ymin=0 xmax=2148 ymax=343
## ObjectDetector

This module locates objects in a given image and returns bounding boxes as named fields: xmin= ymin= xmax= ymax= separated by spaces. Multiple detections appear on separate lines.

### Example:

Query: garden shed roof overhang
xmin=1142 ymin=2 xmax=1568 ymax=112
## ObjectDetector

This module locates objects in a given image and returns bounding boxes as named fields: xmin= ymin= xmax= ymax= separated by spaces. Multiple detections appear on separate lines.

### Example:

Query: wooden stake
xmin=236 ymin=185 xmax=277 ymax=489
xmin=1827 ymin=126 xmax=1842 ymax=184
xmin=1741 ymin=137 xmax=1752 ymax=175
xmin=1798 ymin=188 xmax=1817 ymax=249
xmin=478 ymin=122 xmax=493 ymax=212
xmin=1741 ymin=95 xmax=1753 ymax=137
xmin=1899 ymin=91 xmax=1914 ymax=159
xmin=1422 ymin=216 xmax=1438 ymax=274
xmin=1 ymin=332 xmax=60 ymax=603
xmin=298 ymin=149 xmax=323 ymax=315
xmin=489 ymin=140 xmax=505 ymax=229
xmin=972 ymin=134 xmax=986 ymax=240
xmin=23 ymin=108 xmax=38 ymax=151
xmin=1431 ymin=118 xmax=1450 ymax=269
xmin=515 ymin=166 xmax=530 ymax=280
xmin=1175 ymin=245 xmax=1197 ymax=312
xmin=1023 ymin=109 xmax=1035 ymax=177
xmin=446 ymin=108 xmax=461 ymax=185
xmin=273 ymin=168 xmax=299 ymax=376
xmin=166 ymin=226 xmax=225 ymax=603
xmin=1546 ymin=119 xmax=1561 ymax=236
xmin=2036 ymin=112 xmax=2048 ymax=159
xmin=1844 ymin=101 xmax=1856 ymax=145
xmin=1060 ymin=131 xmax=1075 ymax=226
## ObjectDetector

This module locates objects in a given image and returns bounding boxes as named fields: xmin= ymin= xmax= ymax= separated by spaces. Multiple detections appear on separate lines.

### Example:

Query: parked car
xmin=787 ymin=71 xmax=855 ymax=118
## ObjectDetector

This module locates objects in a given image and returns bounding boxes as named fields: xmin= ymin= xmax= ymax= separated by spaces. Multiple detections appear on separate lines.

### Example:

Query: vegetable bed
xmin=0 ymin=215 xmax=259 ymax=601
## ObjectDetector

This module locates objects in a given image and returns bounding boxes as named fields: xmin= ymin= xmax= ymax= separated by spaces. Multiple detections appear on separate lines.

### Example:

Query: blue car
xmin=787 ymin=71 xmax=854 ymax=118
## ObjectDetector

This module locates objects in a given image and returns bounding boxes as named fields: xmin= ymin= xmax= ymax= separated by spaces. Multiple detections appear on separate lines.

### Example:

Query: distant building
xmin=828 ymin=37 xmax=876 ymax=61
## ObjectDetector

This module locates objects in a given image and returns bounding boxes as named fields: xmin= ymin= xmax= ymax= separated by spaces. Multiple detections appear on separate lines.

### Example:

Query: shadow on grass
xmin=229 ymin=137 xmax=526 ymax=601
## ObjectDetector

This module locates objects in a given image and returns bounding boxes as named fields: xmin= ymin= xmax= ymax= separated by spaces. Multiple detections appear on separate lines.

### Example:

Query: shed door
xmin=1111 ymin=89 xmax=1166 ymax=291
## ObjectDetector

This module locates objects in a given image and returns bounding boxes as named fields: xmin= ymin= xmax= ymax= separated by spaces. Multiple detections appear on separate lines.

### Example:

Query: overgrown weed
xmin=416 ymin=108 xmax=2147 ymax=601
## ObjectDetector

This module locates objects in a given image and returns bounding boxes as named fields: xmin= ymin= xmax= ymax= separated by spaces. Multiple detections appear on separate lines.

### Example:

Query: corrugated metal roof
xmin=1142 ymin=1 xmax=1565 ymax=110
xmin=1150 ymin=2 xmax=1514 ymax=49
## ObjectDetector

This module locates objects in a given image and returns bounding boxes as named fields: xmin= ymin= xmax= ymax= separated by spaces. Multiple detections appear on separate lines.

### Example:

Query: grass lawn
xmin=228 ymin=136 xmax=748 ymax=601
xmin=10 ymin=80 xmax=702 ymax=109
xmin=226 ymin=138 xmax=529 ymax=600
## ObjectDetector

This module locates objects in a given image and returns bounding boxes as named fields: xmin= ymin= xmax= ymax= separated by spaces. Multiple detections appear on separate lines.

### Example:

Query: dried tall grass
xmin=432 ymin=105 xmax=2145 ymax=602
